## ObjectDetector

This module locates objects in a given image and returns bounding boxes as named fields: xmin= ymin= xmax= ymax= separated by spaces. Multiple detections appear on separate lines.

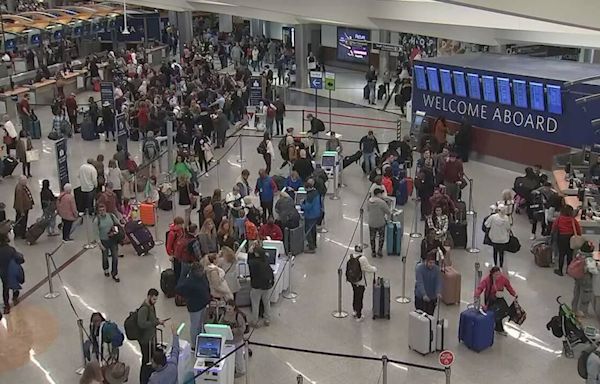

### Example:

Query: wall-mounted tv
xmin=512 ymin=80 xmax=527 ymax=108
xmin=453 ymin=71 xmax=467 ymax=97
xmin=426 ymin=67 xmax=440 ymax=92
xmin=414 ymin=65 xmax=427 ymax=90
xmin=547 ymin=84 xmax=563 ymax=114
xmin=467 ymin=73 xmax=481 ymax=100
xmin=482 ymin=75 xmax=496 ymax=103
xmin=529 ymin=82 xmax=545 ymax=112
xmin=497 ymin=77 xmax=511 ymax=105
xmin=440 ymin=69 xmax=453 ymax=95
xmin=336 ymin=27 xmax=369 ymax=64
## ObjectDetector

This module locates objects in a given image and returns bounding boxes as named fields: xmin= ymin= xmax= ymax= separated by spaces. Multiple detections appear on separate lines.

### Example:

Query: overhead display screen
xmin=30 ymin=34 xmax=41 ymax=46
xmin=336 ymin=27 xmax=369 ymax=63
xmin=414 ymin=65 xmax=427 ymax=90
xmin=467 ymin=73 xmax=481 ymax=100
xmin=529 ymin=82 xmax=545 ymax=112
xmin=453 ymin=71 xmax=467 ymax=97
xmin=426 ymin=67 xmax=440 ymax=92
xmin=482 ymin=75 xmax=496 ymax=103
xmin=497 ymin=77 xmax=511 ymax=105
xmin=547 ymin=84 xmax=563 ymax=114
xmin=512 ymin=80 xmax=527 ymax=108
xmin=440 ymin=69 xmax=453 ymax=95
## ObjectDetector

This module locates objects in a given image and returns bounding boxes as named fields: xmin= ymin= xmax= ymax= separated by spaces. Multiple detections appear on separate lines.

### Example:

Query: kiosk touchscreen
xmin=264 ymin=247 xmax=277 ymax=265
xmin=194 ymin=334 xmax=223 ymax=367
xmin=295 ymin=187 xmax=307 ymax=207
xmin=204 ymin=324 xmax=234 ymax=344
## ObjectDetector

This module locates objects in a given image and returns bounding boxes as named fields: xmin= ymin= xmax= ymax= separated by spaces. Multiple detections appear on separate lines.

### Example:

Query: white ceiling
xmin=123 ymin=0 xmax=600 ymax=49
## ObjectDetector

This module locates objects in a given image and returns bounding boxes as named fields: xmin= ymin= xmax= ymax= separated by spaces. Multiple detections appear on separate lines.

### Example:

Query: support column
xmin=294 ymin=24 xmax=309 ymax=89
xmin=218 ymin=14 xmax=233 ymax=33
xmin=250 ymin=19 xmax=265 ymax=37
xmin=168 ymin=11 xmax=193 ymax=55
xmin=378 ymin=30 xmax=391 ymax=78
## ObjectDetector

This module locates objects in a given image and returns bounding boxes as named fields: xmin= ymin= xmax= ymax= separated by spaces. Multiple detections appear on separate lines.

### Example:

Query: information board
xmin=497 ymin=77 xmax=511 ymax=105
xmin=467 ymin=73 xmax=481 ymax=100
xmin=426 ymin=67 xmax=440 ymax=92
xmin=547 ymin=85 xmax=563 ymax=114
xmin=513 ymin=80 xmax=528 ymax=108
xmin=529 ymin=82 xmax=545 ymax=112
xmin=414 ymin=65 xmax=427 ymax=90
xmin=482 ymin=75 xmax=496 ymax=103
xmin=453 ymin=71 xmax=467 ymax=97
xmin=440 ymin=69 xmax=453 ymax=95
xmin=55 ymin=139 xmax=69 ymax=189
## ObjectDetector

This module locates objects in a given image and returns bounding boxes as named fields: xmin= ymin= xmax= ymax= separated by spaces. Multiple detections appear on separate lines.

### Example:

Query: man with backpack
xmin=142 ymin=131 xmax=160 ymax=174
xmin=346 ymin=252 xmax=377 ymax=322
xmin=306 ymin=113 xmax=325 ymax=156
xmin=135 ymin=288 xmax=168 ymax=384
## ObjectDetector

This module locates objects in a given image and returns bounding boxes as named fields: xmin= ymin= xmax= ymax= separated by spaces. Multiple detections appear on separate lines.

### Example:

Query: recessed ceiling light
xmin=194 ymin=0 xmax=238 ymax=6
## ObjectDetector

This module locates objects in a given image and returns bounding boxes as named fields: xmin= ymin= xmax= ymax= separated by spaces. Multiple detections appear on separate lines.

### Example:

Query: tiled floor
xmin=0 ymin=79 xmax=591 ymax=384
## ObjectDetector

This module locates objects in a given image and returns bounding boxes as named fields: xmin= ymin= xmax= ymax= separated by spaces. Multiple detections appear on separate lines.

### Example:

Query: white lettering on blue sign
xmin=423 ymin=94 xmax=557 ymax=133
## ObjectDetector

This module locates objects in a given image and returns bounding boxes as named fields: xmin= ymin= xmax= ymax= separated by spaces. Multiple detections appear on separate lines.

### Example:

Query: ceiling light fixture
xmin=121 ymin=0 xmax=130 ymax=35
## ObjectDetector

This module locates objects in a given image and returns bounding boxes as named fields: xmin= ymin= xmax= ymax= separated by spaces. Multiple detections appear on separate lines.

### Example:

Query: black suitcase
xmin=125 ymin=220 xmax=155 ymax=256
xmin=284 ymin=224 xmax=304 ymax=255
xmin=2 ymin=157 xmax=18 ymax=177
xmin=454 ymin=200 xmax=467 ymax=223
xmin=377 ymin=84 xmax=386 ymax=100
xmin=160 ymin=269 xmax=176 ymax=298
xmin=26 ymin=217 xmax=49 ymax=245
xmin=395 ymin=94 xmax=402 ymax=107
xmin=80 ymin=119 xmax=98 ymax=141
xmin=343 ymin=150 xmax=362 ymax=169
xmin=73 ymin=187 xmax=86 ymax=213
xmin=372 ymin=276 xmax=391 ymax=319
xmin=363 ymin=84 xmax=370 ymax=100
xmin=449 ymin=221 xmax=467 ymax=248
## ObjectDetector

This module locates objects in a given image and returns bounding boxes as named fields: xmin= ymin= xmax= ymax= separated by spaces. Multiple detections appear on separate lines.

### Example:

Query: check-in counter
xmin=553 ymin=169 xmax=579 ymax=196
xmin=25 ymin=79 xmax=56 ymax=105
xmin=97 ymin=62 xmax=109 ymax=81
xmin=0 ymin=87 xmax=28 ymax=121
xmin=62 ymin=71 xmax=80 ymax=96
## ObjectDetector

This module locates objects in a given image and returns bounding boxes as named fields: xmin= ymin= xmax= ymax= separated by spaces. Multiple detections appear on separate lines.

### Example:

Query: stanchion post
xmin=244 ymin=340 xmax=249 ymax=384
xmin=330 ymin=169 xmax=340 ymax=200
xmin=83 ymin=210 xmax=97 ymax=250
xmin=467 ymin=212 xmax=480 ymax=253
xmin=216 ymin=160 xmax=222 ymax=191
xmin=382 ymin=355 xmax=388 ymax=384
xmin=75 ymin=319 xmax=86 ymax=375
xmin=301 ymin=110 xmax=306 ymax=133
xmin=466 ymin=178 xmax=474 ymax=215
xmin=153 ymin=206 xmax=163 ymax=246
xmin=282 ymin=254 xmax=298 ymax=299
xmin=410 ymin=199 xmax=422 ymax=238
xmin=44 ymin=253 xmax=60 ymax=299
xmin=474 ymin=261 xmax=482 ymax=309
xmin=355 ymin=208 xmax=369 ymax=250
xmin=331 ymin=268 xmax=348 ymax=318
xmin=237 ymin=134 xmax=246 ymax=163
xmin=445 ymin=367 xmax=451 ymax=384
xmin=394 ymin=241 xmax=411 ymax=304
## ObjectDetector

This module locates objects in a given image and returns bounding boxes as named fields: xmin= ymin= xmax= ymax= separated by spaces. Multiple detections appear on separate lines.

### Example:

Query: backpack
xmin=578 ymin=345 xmax=600 ymax=379
xmin=143 ymin=139 xmax=158 ymax=160
xmin=567 ymin=256 xmax=586 ymax=279
xmin=257 ymin=140 xmax=267 ymax=155
xmin=266 ymin=106 xmax=276 ymax=119
xmin=124 ymin=306 xmax=142 ymax=341
xmin=101 ymin=321 xmax=125 ymax=348
xmin=345 ymin=254 xmax=363 ymax=284
xmin=174 ymin=234 xmax=196 ymax=263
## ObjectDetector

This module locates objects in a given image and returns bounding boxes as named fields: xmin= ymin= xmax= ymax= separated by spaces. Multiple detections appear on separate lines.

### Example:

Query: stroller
xmin=513 ymin=175 xmax=538 ymax=214
xmin=546 ymin=296 xmax=592 ymax=358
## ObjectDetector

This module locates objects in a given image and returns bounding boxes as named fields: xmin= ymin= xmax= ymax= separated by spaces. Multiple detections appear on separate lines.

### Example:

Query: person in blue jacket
xmin=148 ymin=322 xmax=179 ymax=384
xmin=255 ymin=169 xmax=277 ymax=223
xmin=0 ymin=231 xmax=24 ymax=314
xmin=414 ymin=254 xmax=442 ymax=316
xmin=285 ymin=170 xmax=303 ymax=201
xmin=301 ymin=179 xmax=322 ymax=253
xmin=175 ymin=262 xmax=211 ymax=348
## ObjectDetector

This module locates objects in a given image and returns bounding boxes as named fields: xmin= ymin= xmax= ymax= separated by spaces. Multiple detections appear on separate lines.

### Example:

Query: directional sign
xmin=373 ymin=42 xmax=401 ymax=53
xmin=249 ymin=76 xmax=262 ymax=106
xmin=439 ymin=350 xmax=455 ymax=368
xmin=55 ymin=138 xmax=69 ymax=189
xmin=310 ymin=71 xmax=323 ymax=89
xmin=324 ymin=72 xmax=336 ymax=91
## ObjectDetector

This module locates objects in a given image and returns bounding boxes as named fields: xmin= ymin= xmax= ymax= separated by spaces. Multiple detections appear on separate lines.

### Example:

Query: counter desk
xmin=0 ymin=87 xmax=28 ymax=121
xmin=25 ymin=79 xmax=56 ymax=105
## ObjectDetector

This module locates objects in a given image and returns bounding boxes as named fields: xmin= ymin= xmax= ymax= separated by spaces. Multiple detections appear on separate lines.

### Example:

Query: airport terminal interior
xmin=1 ymin=1 xmax=600 ymax=384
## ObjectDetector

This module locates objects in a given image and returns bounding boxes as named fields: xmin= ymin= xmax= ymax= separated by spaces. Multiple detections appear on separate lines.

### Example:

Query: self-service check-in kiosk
xmin=321 ymin=150 xmax=339 ymax=194
xmin=193 ymin=326 xmax=235 ymax=384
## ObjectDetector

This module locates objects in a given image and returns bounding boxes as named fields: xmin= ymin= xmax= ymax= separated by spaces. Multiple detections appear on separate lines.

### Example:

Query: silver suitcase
xmin=408 ymin=309 xmax=448 ymax=354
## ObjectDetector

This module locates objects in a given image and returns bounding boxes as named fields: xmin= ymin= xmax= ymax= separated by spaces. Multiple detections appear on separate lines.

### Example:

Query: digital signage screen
xmin=426 ymin=67 xmax=440 ymax=92
xmin=497 ymin=77 xmax=511 ymax=105
xmin=414 ymin=65 xmax=427 ymax=90
xmin=453 ymin=71 xmax=467 ymax=97
xmin=440 ymin=69 xmax=453 ymax=95
xmin=512 ymin=80 xmax=527 ymax=108
xmin=53 ymin=30 xmax=63 ymax=41
xmin=529 ymin=82 xmax=545 ymax=112
xmin=467 ymin=73 xmax=481 ymax=100
xmin=547 ymin=84 xmax=563 ymax=114
xmin=30 ymin=34 xmax=41 ymax=46
xmin=482 ymin=75 xmax=496 ymax=103
xmin=336 ymin=27 xmax=369 ymax=64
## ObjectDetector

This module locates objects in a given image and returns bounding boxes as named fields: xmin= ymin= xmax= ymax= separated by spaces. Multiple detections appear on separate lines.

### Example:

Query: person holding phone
xmin=94 ymin=203 xmax=121 ymax=283
xmin=138 ymin=288 xmax=168 ymax=384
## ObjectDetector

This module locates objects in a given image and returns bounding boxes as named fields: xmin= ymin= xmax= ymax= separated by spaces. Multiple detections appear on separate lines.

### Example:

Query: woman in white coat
xmin=484 ymin=204 xmax=511 ymax=268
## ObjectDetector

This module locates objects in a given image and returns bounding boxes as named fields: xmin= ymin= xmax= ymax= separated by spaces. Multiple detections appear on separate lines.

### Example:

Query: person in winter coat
xmin=248 ymin=246 xmax=274 ymax=327
xmin=57 ymin=183 xmax=79 ymax=241
xmin=205 ymin=253 xmax=234 ymax=300
xmin=484 ymin=204 xmax=511 ymax=268
xmin=274 ymin=191 xmax=300 ymax=230
xmin=0 ymin=231 xmax=24 ymax=314
xmin=349 ymin=252 xmax=377 ymax=322
xmin=414 ymin=254 xmax=443 ymax=316
xmin=552 ymin=204 xmax=582 ymax=276
xmin=40 ymin=179 xmax=58 ymax=236
xmin=13 ymin=175 xmax=34 ymax=239
xmin=367 ymin=188 xmax=392 ymax=258
xmin=166 ymin=216 xmax=185 ymax=263
xmin=255 ymin=169 xmax=277 ymax=223
xmin=474 ymin=266 xmax=518 ymax=336
xmin=415 ymin=168 xmax=435 ymax=219
xmin=292 ymin=149 xmax=314 ymax=182
xmin=301 ymin=179 xmax=322 ymax=253
xmin=199 ymin=218 xmax=218 ymax=255
xmin=360 ymin=131 xmax=380 ymax=175
xmin=15 ymin=129 xmax=32 ymax=178
xmin=427 ymin=206 xmax=449 ymax=244
xmin=421 ymin=228 xmax=447 ymax=262
xmin=101 ymin=102 xmax=115 ymax=142
xmin=175 ymin=262 xmax=211 ymax=346
xmin=259 ymin=216 xmax=283 ymax=241
xmin=217 ymin=246 xmax=241 ymax=298
xmin=572 ymin=241 xmax=596 ymax=318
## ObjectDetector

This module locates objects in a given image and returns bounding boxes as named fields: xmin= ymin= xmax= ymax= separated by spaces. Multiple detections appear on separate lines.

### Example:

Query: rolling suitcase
xmin=74 ymin=186 xmax=86 ymax=213
xmin=449 ymin=221 xmax=467 ymax=248
xmin=363 ymin=84 xmax=370 ymax=100
xmin=440 ymin=265 xmax=461 ymax=305
xmin=532 ymin=240 xmax=552 ymax=267
xmin=377 ymin=84 xmax=386 ymax=100
xmin=235 ymin=276 xmax=251 ymax=307
xmin=372 ymin=276 xmax=390 ymax=319
xmin=458 ymin=306 xmax=495 ymax=352
xmin=385 ymin=222 xmax=402 ymax=256
xmin=26 ymin=217 xmax=49 ymax=245
xmin=80 ymin=119 xmax=98 ymax=141
xmin=454 ymin=200 xmax=467 ymax=223
xmin=31 ymin=119 xmax=41 ymax=139
xmin=284 ymin=225 xmax=304 ymax=255
xmin=125 ymin=220 xmax=155 ymax=256
xmin=2 ymin=157 xmax=17 ymax=177
xmin=408 ymin=309 xmax=448 ymax=354
xmin=139 ymin=203 xmax=156 ymax=226
xmin=160 ymin=269 xmax=177 ymax=298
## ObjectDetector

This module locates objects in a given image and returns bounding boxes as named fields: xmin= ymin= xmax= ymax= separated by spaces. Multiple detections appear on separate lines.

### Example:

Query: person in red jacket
xmin=137 ymin=101 xmax=149 ymax=137
xmin=381 ymin=167 xmax=394 ymax=196
xmin=258 ymin=216 xmax=283 ymax=241
xmin=166 ymin=216 xmax=185 ymax=261
xmin=65 ymin=93 xmax=78 ymax=130
xmin=552 ymin=205 xmax=582 ymax=276
xmin=474 ymin=266 xmax=518 ymax=336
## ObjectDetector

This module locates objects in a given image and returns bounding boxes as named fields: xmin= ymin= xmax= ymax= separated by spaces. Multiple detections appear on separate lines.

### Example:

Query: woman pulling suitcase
xmin=474 ymin=266 xmax=518 ymax=336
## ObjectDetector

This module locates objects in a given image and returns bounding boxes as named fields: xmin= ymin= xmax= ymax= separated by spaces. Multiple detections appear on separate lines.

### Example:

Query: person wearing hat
xmin=572 ymin=241 xmax=596 ymax=318
xmin=102 ymin=101 xmax=115 ymax=142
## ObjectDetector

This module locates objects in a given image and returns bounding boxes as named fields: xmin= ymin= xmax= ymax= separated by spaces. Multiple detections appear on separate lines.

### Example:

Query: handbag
xmin=567 ymin=256 xmax=586 ymax=279
xmin=509 ymin=300 xmax=527 ymax=325
xmin=569 ymin=218 xmax=585 ymax=250
xmin=108 ymin=214 xmax=125 ymax=244
xmin=505 ymin=232 xmax=521 ymax=253
xmin=25 ymin=149 xmax=39 ymax=162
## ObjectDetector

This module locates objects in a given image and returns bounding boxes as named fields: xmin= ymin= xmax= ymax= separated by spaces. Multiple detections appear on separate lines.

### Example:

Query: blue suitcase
xmin=458 ymin=307 xmax=495 ymax=352
xmin=385 ymin=222 xmax=402 ymax=256
xmin=31 ymin=119 xmax=41 ymax=139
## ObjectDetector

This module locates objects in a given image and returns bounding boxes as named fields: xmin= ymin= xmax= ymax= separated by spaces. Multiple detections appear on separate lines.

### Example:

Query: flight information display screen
xmin=440 ymin=69 xmax=453 ymax=95
xmin=497 ymin=77 xmax=511 ymax=105
xmin=529 ymin=82 xmax=545 ymax=111
xmin=426 ymin=67 xmax=440 ymax=92
xmin=482 ymin=75 xmax=496 ymax=103
xmin=512 ymin=80 xmax=527 ymax=108
xmin=414 ymin=65 xmax=427 ymax=90
xmin=453 ymin=71 xmax=467 ymax=97
xmin=467 ymin=73 xmax=481 ymax=99
xmin=547 ymin=84 xmax=563 ymax=114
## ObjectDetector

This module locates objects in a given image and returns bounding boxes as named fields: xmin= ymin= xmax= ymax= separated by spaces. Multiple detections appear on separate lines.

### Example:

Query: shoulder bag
xmin=569 ymin=218 xmax=585 ymax=250
xmin=505 ymin=231 xmax=521 ymax=253
xmin=108 ymin=214 xmax=125 ymax=244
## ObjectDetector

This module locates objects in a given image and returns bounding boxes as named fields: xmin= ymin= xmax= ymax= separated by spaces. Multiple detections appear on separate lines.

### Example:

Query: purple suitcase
xmin=125 ymin=221 xmax=155 ymax=256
